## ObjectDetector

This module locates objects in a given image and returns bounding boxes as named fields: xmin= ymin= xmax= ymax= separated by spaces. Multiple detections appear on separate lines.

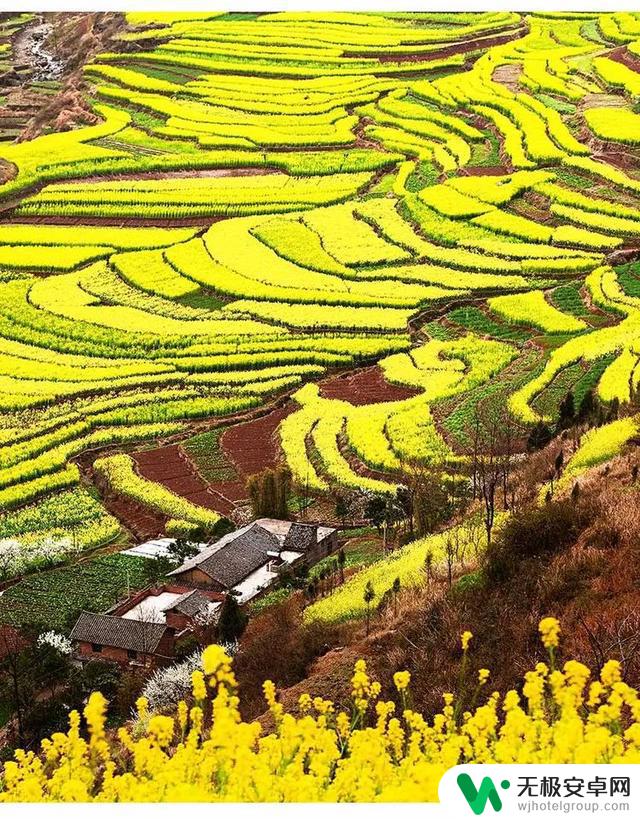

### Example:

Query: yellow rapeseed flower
xmin=539 ymin=617 xmax=561 ymax=649
xmin=394 ymin=671 xmax=411 ymax=691
xmin=191 ymin=670 xmax=207 ymax=702
xmin=2 ymin=619 xmax=640 ymax=803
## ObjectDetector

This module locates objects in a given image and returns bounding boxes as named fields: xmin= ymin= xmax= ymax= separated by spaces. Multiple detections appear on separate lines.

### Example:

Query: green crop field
xmin=1 ymin=10 xmax=640 ymax=590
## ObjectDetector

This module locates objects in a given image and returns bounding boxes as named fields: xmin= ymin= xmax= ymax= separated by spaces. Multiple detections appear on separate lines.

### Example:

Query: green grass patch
xmin=365 ymin=170 xmax=397 ymax=197
xmin=423 ymin=319 xmax=458 ymax=340
xmin=469 ymin=131 xmax=501 ymax=167
xmin=176 ymin=290 xmax=226 ymax=311
xmin=288 ymin=494 xmax=315 ymax=515
xmin=532 ymin=362 xmax=585 ymax=417
xmin=130 ymin=63 xmax=203 ymax=85
xmin=249 ymin=586 xmax=291 ymax=615
xmin=406 ymin=160 xmax=439 ymax=192
xmin=309 ymin=535 xmax=383 ymax=581
xmin=549 ymin=282 xmax=591 ymax=318
xmin=573 ymin=353 xmax=617 ymax=409
xmin=553 ymin=169 xmax=595 ymax=190
xmin=535 ymin=94 xmax=577 ymax=114
xmin=617 ymin=265 xmax=640 ymax=299
xmin=440 ymin=349 xmax=543 ymax=446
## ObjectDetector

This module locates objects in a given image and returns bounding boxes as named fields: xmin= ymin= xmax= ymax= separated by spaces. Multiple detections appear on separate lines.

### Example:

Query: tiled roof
xmin=198 ymin=527 xmax=279 ymax=587
xmin=164 ymin=589 xmax=209 ymax=617
xmin=170 ymin=523 xmax=281 ymax=588
xmin=70 ymin=612 xmax=168 ymax=653
xmin=283 ymin=522 xmax=318 ymax=552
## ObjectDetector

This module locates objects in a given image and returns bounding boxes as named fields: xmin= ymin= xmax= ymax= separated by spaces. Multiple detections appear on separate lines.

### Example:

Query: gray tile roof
xmin=163 ymin=590 xmax=209 ymax=617
xmin=283 ymin=523 xmax=318 ymax=552
xmin=170 ymin=523 xmax=281 ymax=588
xmin=70 ymin=612 xmax=168 ymax=653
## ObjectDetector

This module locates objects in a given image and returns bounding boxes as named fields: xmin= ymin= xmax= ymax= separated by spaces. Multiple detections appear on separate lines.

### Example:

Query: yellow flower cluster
xmin=539 ymin=616 xmax=561 ymax=650
xmin=2 ymin=619 xmax=640 ymax=803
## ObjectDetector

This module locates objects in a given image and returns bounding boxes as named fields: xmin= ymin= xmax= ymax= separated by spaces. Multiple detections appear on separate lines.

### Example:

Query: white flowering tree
xmin=141 ymin=643 xmax=238 ymax=713
xmin=37 ymin=631 xmax=72 ymax=656
xmin=0 ymin=535 xmax=80 ymax=580
xmin=141 ymin=651 xmax=204 ymax=712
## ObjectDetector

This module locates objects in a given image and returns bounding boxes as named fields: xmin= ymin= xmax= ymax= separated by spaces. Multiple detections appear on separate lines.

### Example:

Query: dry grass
xmin=234 ymin=462 xmax=640 ymax=726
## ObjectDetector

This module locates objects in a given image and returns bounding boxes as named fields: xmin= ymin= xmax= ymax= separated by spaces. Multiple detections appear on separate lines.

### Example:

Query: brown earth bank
xmin=9 ymin=13 xmax=127 ymax=141
xmin=459 ymin=164 xmax=509 ymax=176
xmin=56 ymin=167 xmax=282 ymax=184
xmin=0 ymin=159 xmax=16 ymax=184
xmin=608 ymin=45 xmax=640 ymax=74
xmin=593 ymin=148 xmax=640 ymax=175
xmin=371 ymin=24 xmax=527 ymax=64
xmin=2 ymin=214 xmax=227 ymax=228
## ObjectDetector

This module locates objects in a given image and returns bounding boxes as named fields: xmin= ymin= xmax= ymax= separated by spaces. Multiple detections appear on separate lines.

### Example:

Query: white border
xmin=15 ymin=2 xmax=640 ymax=14
xmin=2 ymin=2 xmax=639 ymax=817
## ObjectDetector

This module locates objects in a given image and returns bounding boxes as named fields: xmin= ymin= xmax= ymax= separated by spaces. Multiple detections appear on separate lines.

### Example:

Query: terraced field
xmin=1 ymin=11 xmax=640 ymax=583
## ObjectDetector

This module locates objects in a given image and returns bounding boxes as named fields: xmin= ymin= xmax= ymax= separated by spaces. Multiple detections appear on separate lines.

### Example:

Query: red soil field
xmin=373 ymin=26 xmax=525 ymax=63
xmin=110 ymin=365 xmax=416 ymax=530
xmin=609 ymin=45 xmax=640 ymax=74
xmin=134 ymin=444 xmax=237 ymax=519
xmin=220 ymin=404 xmax=294 ymax=481
xmin=99 ymin=491 xmax=168 ymax=543
xmin=319 ymin=365 xmax=419 ymax=405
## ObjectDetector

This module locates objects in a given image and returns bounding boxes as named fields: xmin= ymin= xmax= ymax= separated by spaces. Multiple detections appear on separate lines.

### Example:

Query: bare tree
xmin=469 ymin=404 xmax=519 ymax=546
xmin=364 ymin=581 xmax=375 ymax=636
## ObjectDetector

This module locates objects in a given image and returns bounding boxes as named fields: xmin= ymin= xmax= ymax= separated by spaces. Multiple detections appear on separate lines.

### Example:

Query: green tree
xmin=527 ymin=421 xmax=553 ymax=452
xmin=218 ymin=594 xmax=248 ymax=644
xmin=577 ymin=388 xmax=597 ymax=425
xmin=556 ymin=391 xmax=575 ymax=432
xmin=167 ymin=538 xmax=201 ymax=565
xmin=606 ymin=397 xmax=620 ymax=423
xmin=247 ymin=467 xmax=291 ymax=519
xmin=424 ymin=549 xmax=434 ymax=586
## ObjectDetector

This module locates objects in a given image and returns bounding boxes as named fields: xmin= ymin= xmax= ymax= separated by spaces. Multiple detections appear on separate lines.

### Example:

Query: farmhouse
xmin=169 ymin=519 xmax=338 ymax=603
xmin=69 ymin=520 xmax=337 ymax=664
xmin=70 ymin=584 xmax=224 ymax=667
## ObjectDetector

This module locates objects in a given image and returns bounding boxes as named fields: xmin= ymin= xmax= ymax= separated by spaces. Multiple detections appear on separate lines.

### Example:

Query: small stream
xmin=14 ymin=19 xmax=64 ymax=82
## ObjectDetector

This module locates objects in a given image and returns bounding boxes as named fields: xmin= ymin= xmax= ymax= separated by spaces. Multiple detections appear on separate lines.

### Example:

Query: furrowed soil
xmin=318 ymin=365 xmax=419 ymax=404
xmin=133 ymin=444 xmax=237 ymax=519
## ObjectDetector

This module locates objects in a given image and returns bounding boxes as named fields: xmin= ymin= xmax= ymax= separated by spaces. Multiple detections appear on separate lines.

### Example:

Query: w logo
xmin=457 ymin=773 xmax=511 ymax=815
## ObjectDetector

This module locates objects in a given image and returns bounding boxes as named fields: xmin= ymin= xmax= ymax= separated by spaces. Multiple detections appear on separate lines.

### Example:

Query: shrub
xmin=485 ymin=499 xmax=594 ymax=582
